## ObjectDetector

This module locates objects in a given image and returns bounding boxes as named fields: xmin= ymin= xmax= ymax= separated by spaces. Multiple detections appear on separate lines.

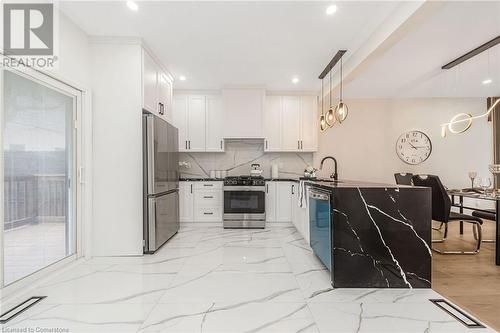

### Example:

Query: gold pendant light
xmin=319 ymin=78 xmax=327 ymax=131
xmin=325 ymin=70 xmax=336 ymax=127
xmin=335 ymin=57 xmax=348 ymax=123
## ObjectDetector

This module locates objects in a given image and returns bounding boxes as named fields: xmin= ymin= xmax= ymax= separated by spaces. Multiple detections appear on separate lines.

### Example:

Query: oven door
xmin=223 ymin=186 xmax=265 ymax=218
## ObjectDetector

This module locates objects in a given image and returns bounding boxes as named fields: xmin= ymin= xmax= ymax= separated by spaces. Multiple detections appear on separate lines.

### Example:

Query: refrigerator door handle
xmin=146 ymin=116 xmax=155 ymax=194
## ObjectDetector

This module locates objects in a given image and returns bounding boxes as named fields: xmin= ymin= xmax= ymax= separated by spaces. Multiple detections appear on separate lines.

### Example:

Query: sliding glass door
xmin=1 ymin=69 xmax=78 ymax=286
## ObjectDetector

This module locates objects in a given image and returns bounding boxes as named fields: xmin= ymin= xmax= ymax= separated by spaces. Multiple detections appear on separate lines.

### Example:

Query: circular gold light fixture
xmin=319 ymin=77 xmax=327 ymax=132
xmin=448 ymin=113 xmax=473 ymax=134
xmin=335 ymin=58 xmax=348 ymax=123
xmin=320 ymin=114 xmax=327 ymax=131
xmin=325 ymin=70 xmax=336 ymax=127
xmin=335 ymin=102 xmax=348 ymax=123
xmin=441 ymin=99 xmax=500 ymax=137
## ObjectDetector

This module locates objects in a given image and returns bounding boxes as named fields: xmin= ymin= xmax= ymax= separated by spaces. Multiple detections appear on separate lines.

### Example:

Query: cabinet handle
xmin=265 ymin=140 xmax=268 ymax=149
xmin=185 ymin=141 xmax=188 ymax=150
xmin=203 ymin=196 xmax=213 ymax=199
xmin=297 ymin=141 xmax=300 ymax=150
xmin=292 ymin=185 xmax=295 ymax=195
xmin=204 ymin=212 xmax=214 ymax=215
xmin=203 ymin=184 xmax=213 ymax=187
xmin=266 ymin=184 xmax=269 ymax=193
xmin=188 ymin=141 xmax=191 ymax=149
xmin=301 ymin=141 xmax=303 ymax=150
xmin=220 ymin=140 xmax=223 ymax=149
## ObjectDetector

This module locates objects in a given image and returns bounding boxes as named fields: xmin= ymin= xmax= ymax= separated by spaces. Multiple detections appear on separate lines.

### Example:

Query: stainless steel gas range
xmin=223 ymin=176 xmax=266 ymax=229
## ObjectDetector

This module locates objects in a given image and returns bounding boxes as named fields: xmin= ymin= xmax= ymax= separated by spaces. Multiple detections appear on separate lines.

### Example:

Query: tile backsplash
xmin=179 ymin=139 xmax=313 ymax=178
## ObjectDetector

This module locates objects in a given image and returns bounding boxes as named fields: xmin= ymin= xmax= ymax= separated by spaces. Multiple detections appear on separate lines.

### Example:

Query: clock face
xmin=396 ymin=131 xmax=432 ymax=165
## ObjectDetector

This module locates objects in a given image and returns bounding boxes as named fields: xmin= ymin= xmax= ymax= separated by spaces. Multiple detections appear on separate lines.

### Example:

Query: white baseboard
xmin=180 ymin=221 xmax=293 ymax=228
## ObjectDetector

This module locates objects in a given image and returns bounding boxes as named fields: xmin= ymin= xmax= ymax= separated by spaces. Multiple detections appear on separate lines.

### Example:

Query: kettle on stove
xmin=250 ymin=163 xmax=263 ymax=177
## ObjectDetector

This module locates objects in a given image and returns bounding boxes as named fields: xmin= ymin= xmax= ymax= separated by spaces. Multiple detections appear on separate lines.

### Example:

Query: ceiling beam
xmin=442 ymin=35 xmax=500 ymax=70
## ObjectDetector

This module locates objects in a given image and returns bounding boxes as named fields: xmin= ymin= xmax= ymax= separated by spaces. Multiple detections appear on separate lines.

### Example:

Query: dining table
xmin=448 ymin=189 xmax=500 ymax=265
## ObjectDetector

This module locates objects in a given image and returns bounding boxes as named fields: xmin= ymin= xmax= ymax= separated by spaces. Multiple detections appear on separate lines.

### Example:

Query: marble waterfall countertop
xmin=307 ymin=179 xmax=432 ymax=289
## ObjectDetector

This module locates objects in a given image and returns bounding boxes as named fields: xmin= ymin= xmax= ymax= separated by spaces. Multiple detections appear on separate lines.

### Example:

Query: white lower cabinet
xmin=265 ymin=181 xmax=293 ymax=223
xmin=179 ymin=181 xmax=194 ymax=222
xmin=291 ymin=184 xmax=310 ymax=244
xmin=276 ymin=182 xmax=293 ymax=222
xmin=180 ymin=181 xmax=223 ymax=223
xmin=265 ymin=182 xmax=277 ymax=222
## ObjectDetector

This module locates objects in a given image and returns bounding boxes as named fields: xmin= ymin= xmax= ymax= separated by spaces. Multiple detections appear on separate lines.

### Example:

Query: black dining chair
xmin=472 ymin=209 xmax=496 ymax=243
xmin=394 ymin=173 xmax=414 ymax=186
xmin=412 ymin=174 xmax=483 ymax=254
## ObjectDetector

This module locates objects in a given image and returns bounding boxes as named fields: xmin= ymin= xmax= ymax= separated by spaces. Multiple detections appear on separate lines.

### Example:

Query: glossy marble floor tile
xmin=1 ymin=226 xmax=493 ymax=332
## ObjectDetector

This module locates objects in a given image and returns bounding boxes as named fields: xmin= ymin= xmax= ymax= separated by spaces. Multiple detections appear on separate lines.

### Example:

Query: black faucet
xmin=320 ymin=156 xmax=338 ymax=180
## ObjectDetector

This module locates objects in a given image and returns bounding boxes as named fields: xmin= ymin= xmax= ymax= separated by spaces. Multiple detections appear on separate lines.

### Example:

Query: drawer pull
xmin=203 ymin=196 xmax=213 ymax=199
xmin=203 ymin=184 xmax=213 ymax=187
xmin=203 ymin=212 xmax=214 ymax=215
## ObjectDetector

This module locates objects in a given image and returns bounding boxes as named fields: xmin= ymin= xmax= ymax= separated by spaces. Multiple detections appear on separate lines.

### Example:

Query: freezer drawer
xmin=145 ymin=191 xmax=179 ymax=253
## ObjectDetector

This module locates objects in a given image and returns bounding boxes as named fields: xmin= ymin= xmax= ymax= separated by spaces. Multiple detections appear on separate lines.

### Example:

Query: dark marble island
xmin=306 ymin=180 xmax=432 ymax=289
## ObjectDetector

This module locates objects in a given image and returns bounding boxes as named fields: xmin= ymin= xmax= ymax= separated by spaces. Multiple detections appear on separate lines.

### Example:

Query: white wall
xmin=315 ymin=98 xmax=493 ymax=189
xmin=50 ymin=13 xmax=91 ymax=87
xmin=90 ymin=42 xmax=143 ymax=256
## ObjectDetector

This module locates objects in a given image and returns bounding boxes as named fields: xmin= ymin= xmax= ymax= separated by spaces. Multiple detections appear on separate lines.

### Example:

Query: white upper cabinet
xmin=187 ymin=96 xmax=206 ymax=152
xmin=264 ymin=96 xmax=282 ymax=151
xmin=172 ymin=91 xmax=317 ymax=153
xmin=264 ymin=95 xmax=318 ymax=152
xmin=300 ymin=95 xmax=318 ymax=152
xmin=223 ymin=88 xmax=264 ymax=139
xmin=158 ymin=73 xmax=173 ymax=121
xmin=142 ymin=50 xmax=158 ymax=113
xmin=142 ymin=49 xmax=173 ymax=121
xmin=206 ymin=95 xmax=224 ymax=152
xmin=172 ymin=94 xmax=224 ymax=152
xmin=281 ymin=96 xmax=301 ymax=151
xmin=172 ymin=96 xmax=189 ymax=151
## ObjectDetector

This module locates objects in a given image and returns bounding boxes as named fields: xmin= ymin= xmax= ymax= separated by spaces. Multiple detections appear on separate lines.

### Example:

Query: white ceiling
xmin=344 ymin=1 xmax=500 ymax=98
xmin=59 ymin=1 xmax=400 ymax=91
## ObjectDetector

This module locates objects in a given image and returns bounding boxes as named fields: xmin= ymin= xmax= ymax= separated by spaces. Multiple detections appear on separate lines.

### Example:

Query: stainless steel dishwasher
xmin=308 ymin=187 xmax=332 ymax=272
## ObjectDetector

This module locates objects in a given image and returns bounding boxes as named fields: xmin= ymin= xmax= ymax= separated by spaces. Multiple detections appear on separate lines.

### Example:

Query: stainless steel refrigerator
xmin=143 ymin=113 xmax=179 ymax=254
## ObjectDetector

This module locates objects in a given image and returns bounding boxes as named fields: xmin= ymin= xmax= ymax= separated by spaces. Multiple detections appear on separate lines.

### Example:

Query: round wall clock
xmin=396 ymin=130 xmax=432 ymax=165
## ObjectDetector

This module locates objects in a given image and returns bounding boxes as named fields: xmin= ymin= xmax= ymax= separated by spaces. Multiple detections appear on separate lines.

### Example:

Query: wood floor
xmin=432 ymin=219 xmax=500 ymax=331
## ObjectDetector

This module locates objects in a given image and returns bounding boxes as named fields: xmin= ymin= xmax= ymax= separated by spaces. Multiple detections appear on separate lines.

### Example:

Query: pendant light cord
xmin=323 ymin=78 xmax=325 ymax=115
xmin=329 ymin=70 xmax=332 ymax=108
xmin=340 ymin=58 xmax=343 ymax=102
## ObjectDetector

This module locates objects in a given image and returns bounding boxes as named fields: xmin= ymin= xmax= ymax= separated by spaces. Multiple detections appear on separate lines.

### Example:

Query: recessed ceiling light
xmin=326 ymin=4 xmax=337 ymax=15
xmin=292 ymin=77 xmax=299 ymax=84
xmin=482 ymin=78 xmax=493 ymax=85
xmin=126 ymin=1 xmax=138 ymax=11
xmin=179 ymin=76 xmax=187 ymax=81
